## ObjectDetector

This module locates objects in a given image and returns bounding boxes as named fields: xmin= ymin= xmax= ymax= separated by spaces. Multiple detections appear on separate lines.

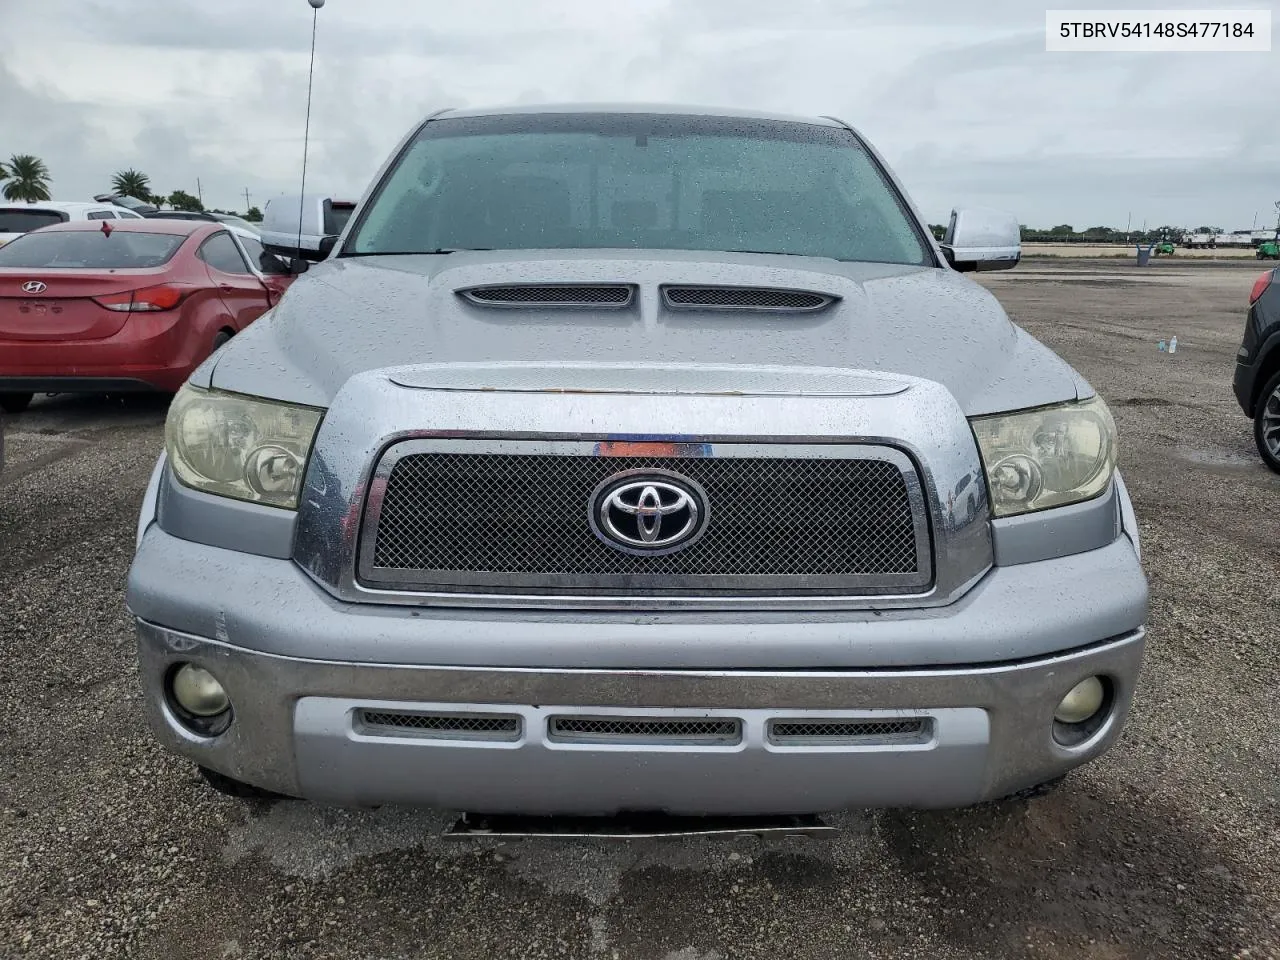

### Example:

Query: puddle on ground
xmin=985 ymin=273 xmax=1183 ymax=284
xmin=1173 ymin=445 xmax=1259 ymax=470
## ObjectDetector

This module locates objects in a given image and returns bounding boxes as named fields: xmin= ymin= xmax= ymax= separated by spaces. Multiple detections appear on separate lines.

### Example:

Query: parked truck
xmin=127 ymin=104 xmax=1146 ymax=819
xmin=259 ymin=194 xmax=358 ymax=262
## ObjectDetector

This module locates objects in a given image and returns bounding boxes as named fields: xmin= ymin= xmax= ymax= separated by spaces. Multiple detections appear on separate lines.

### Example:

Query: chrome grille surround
xmin=290 ymin=369 xmax=996 ymax=612
xmin=662 ymin=285 xmax=834 ymax=312
xmin=356 ymin=440 xmax=933 ymax=598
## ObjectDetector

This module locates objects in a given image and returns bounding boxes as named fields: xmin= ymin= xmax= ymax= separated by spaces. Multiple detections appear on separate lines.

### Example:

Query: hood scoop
xmin=459 ymin=283 xmax=635 ymax=309
xmin=662 ymin=285 xmax=836 ymax=312
xmin=456 ymin=283 xmax=837 ymax=312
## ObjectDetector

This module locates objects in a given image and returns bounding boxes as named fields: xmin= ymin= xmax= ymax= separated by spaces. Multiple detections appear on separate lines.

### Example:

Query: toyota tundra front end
xmin=126 ymin=105 xmax=1147 ymax=815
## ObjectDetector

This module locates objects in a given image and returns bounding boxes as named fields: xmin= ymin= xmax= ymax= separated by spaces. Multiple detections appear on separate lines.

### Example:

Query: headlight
xmin=970 ymin=396 xmax=1116 ymax=518
xmin=165 ymin=385 xmax=323 ymax=509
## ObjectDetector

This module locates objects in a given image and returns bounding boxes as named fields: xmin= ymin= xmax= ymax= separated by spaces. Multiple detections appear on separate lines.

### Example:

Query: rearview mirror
xmin=287 ymin=257 xmax=310 ymax=276
xmin=941 ymin=207 xmax=1020 ymax=272
xmin=318 ymin=234 xmax=339 ymax=258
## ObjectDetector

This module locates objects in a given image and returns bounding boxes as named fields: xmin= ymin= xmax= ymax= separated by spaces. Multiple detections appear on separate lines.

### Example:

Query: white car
xmin=0 ymin=201 xmax=145 ymax=248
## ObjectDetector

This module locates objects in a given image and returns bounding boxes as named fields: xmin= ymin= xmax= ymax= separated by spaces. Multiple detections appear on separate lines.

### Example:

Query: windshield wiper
xmin=719 ymin=249 xmax=822 ymax=258
xmin=340 ymin=248 xmax=494 ymax=257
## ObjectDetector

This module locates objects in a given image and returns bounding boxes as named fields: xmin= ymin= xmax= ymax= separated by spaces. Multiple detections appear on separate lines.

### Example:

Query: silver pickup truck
xmin=127 ymin=105 xmax=1147 ymax=817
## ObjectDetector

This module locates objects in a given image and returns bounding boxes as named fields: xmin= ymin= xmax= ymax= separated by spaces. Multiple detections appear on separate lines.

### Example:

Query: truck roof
xmin=434 ymin=103 xmax=847 ymax=128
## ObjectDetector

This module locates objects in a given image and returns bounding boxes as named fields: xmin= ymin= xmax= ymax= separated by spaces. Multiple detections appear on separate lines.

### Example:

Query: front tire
xmin=0 ymin=392 xmax=33 ymax=414
xmin=1254 ymin=371 xmax=1280 ymax=474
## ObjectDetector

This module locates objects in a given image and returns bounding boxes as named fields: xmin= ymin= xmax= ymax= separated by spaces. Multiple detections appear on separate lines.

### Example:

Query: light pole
xmin=297 ymin=0 xmax=325 ymax=259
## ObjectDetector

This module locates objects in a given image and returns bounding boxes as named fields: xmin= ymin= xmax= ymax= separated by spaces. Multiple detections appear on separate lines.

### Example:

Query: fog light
xmin=171 ymin=664 xmax=230 ymax=717
xmin=1054 ymin=676 xmax=1106 ymax=725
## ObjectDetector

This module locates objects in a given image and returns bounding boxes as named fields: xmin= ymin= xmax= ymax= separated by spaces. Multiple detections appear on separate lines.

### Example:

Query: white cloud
xmin=1 ymin=0 xmax=1275 ymax=228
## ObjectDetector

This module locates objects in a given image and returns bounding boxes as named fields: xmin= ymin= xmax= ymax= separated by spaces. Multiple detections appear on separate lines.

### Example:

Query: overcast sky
xmin=2 ymin=0 xmax=1276 ymax=229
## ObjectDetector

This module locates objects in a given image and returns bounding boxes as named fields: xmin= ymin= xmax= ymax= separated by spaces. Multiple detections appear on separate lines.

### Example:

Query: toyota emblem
xmin=589 ymin=470 xmax=709 ymax=555
xmin=21 ymin=280 xmax=47 ymax=294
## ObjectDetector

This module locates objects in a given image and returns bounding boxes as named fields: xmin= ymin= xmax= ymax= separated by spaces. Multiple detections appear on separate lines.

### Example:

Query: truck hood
xmin=206 ymin=249 xmax=1084 ymax=416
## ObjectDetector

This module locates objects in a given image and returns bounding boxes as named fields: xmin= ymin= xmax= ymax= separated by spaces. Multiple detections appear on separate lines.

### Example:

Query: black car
xmin=1233 ymin=267 xmax=1280 ymax=472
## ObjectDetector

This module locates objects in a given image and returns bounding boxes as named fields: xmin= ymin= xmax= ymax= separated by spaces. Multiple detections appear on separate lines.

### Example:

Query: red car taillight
xmin=1249 ymin=271 xmax=1274 ymax=305
xmin=93 ymin=283 xmax=189 ymax=312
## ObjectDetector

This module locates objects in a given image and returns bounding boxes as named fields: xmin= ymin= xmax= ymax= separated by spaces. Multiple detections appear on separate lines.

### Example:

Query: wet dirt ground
xmin=1 ymin=258 xmax=1277 ymax=960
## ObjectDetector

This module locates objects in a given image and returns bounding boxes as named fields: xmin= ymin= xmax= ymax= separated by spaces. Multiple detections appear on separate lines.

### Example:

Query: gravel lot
xmin=1 ymin=258 xmax=1277 ymax=960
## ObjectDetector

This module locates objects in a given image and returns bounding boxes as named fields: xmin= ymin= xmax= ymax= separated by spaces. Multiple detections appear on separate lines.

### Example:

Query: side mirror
xmin=287 ymin=257 xmax=310 ymax=276
xmin=317 ymin=234 xmax=339 ymax=258
xmin=941 ymin=207 xmax=1021 ymax=272
xmin=257 ymin=252 xmax=291 ymax=276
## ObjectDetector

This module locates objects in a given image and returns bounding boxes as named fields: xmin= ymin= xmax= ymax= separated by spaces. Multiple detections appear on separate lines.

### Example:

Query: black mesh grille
xmin=462 ymin=285 xmax=633 ymax=306
xmin=767 ymin=718 xmax=930 ymax=744
xmin=663 ymin=286 xmax=831 ymax=311
xmin=548 ymin=716 xmax=742 ymax=744
xmin=365 ymin=453 xmax=922 ymax=593
xmin=358 ymin=710 xmax=521 ymax=740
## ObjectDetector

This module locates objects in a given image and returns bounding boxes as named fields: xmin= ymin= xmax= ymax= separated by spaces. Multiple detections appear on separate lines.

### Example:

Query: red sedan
xmin=0 ymin=219 xmax=300 ymax=413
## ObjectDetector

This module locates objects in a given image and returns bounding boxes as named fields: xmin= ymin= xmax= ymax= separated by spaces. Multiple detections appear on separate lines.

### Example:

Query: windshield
xmin=0 ymin=209 xmax=69 ymax=234
xmin=0 ymin=230 xmax=186 ymax=268
xmin=346 ymin=114 xmax=932 ymax=265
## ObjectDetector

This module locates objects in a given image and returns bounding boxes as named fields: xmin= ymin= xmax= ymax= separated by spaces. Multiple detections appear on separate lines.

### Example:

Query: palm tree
xmin=166 ymin=189 xmax=204 ymax=213
xmin=112 ymin=168 xmax=152 ymax=201
xmin=2 ymin=155 xmax=52 ymax=202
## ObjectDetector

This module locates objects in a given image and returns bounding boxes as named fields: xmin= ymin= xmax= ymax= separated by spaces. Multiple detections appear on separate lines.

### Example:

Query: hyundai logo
xmin=589 ymin=470 xmax=709 ymax=555
xmin=21 ymin=280 xmax=47 ymax=294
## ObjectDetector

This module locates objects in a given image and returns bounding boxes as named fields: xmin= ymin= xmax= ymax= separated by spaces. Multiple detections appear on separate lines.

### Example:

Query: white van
xmin=259 ymin=194 xmax=357 ymax=261
xmin=0 ymin=201 xmax=145 ymax=248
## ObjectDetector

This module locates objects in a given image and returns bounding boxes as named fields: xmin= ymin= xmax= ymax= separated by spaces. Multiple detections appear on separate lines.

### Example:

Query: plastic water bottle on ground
xmin=1169 ymin=336 xmax=1178 ymax=354
xmin=1158 ymin=340 xmax=1167 ymax=352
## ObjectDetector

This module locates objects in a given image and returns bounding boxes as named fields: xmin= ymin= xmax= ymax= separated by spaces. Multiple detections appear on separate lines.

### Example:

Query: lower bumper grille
xmin=353 ymin=711 xmax=930 ymax=747
xmin=548 ymin=716 xmax=743 ymax=745
xmin=357 ymin=710 xmax=522 ymax=741
xmin=767 ymin=717 xmax=932 ymax=745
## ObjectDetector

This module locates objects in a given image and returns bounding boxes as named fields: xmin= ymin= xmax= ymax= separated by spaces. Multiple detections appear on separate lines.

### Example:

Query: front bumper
xmin=131 ymin=510 xmax=1148 ymax=814
xmin=137 ymin=619 xmax=1144 ymax=814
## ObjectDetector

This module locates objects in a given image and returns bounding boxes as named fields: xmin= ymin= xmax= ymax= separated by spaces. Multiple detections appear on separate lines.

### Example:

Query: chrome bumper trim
xmin=136 ymin=619 xmax=1145 ymax=814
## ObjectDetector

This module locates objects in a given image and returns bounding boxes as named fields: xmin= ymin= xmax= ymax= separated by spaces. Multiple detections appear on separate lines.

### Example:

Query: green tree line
xmin=0 ymin=153 xmax=1257 ymax=238
xmin=928 ymin=223 xmax=1212 ymax=244
xmin=1017 ymin=224 xmax=1206 ymax=243
xmin=0 ymin=156 xmax=261 ymax=221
